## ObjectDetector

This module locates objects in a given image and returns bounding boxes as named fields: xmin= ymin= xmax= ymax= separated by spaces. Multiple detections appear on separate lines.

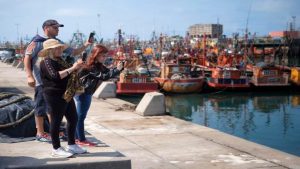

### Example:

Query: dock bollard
xmin=135 ymin=92 xmax=165 ymax=116
xmin=93 ymin=81 xmax=116 ymax=98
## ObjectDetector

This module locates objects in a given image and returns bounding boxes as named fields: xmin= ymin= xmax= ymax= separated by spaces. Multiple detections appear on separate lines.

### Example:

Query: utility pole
xmin=292 ymin=16 xmax=296 ymax=31
xmin=217 ymin=17 xmax=220 ymax=39
xmin=97 ymin=13 xmax=101 ymax=38
xmin=15 ymin=23 xmax=20 ymax=43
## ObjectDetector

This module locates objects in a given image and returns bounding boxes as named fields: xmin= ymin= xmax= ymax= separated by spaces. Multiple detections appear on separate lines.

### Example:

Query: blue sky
xmin=0 ymin=0 xmax=299 ymax=43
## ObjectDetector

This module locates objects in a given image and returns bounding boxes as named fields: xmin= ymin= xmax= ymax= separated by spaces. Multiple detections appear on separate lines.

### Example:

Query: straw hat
xmin=38 ymin=39 xmax=68 ymax=57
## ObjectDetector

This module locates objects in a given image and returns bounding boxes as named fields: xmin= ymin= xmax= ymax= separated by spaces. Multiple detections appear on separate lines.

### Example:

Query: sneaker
xmin=66 ymin=144 xmax=87 ymax=154
xmin=76 ymin=139 xmax=97 ymax=147
xmin=36 ymin=133 xmax=52 ymax=142
xmin=59 ymin=133 xmax=67 ymax=141
xmin=52 ymin=147 xmax=74 ymax=158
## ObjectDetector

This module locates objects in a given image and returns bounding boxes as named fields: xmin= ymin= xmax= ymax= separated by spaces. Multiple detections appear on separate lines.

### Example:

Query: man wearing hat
xmin=24 ymin=19 xmax=92 ymax=142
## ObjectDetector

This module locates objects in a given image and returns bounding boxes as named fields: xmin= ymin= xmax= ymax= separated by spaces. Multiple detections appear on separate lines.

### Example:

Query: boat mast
xmin=203 ymin=33 xmax=207 ymax=66
xmin=118 ymin=29 xmax=122 ymax=47
xmin=244 ymin=0 xmax=253 ymax=64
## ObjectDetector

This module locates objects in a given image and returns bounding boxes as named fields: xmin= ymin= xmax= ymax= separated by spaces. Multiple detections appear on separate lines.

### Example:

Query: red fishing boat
xmin=115 ymin=54 xmax=159 ymax=94
xmin=116 ymin=67 xmax=159 ymax=94
xmin=112 ymin=29 xmax=159 ymax=94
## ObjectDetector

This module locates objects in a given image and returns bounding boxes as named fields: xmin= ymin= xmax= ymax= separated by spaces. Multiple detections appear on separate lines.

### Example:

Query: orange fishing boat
xmin=251 ymin=63 xmax=290 ymax=87
xmin=154 ymin=60 xmax=205 ymax=93
xmin=206 ymin=52 xmax=252 ymax=90
xmin=206 ymin=67 xmax=251 ymax=90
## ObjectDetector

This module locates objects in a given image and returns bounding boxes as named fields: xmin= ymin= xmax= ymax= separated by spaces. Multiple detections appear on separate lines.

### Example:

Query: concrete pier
xmin=0 ymin=61 xmax=300 ymax=169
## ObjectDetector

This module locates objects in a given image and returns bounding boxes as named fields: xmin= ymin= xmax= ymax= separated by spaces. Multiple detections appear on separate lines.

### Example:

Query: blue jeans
xmin=74 ymin=93 xmax=92 ymax=141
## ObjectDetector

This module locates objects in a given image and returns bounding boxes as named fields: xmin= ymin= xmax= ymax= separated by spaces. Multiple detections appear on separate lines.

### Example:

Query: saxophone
xmin=53 ymin=58 xmax=84 ymax=102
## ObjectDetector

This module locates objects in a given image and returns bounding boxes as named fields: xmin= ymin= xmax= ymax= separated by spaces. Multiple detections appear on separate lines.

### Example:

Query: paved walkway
xmin=0 ymin=61 xmax=300 ymax=169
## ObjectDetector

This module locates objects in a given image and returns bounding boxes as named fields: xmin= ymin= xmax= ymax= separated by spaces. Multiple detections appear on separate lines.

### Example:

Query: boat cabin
xmin=251 ymin=65 xmax=289 ymax=86
xmin=160 ymin=63 xmax=192 ymax=79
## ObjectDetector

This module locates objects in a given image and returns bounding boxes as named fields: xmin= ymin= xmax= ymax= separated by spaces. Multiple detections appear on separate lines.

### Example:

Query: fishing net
xmin=0 ymin=93 xmax=36 ymax=143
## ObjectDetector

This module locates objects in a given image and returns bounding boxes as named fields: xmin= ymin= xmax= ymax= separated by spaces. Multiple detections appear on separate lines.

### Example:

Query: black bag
xmin=79 ymin=72 xmax=100 ymax=95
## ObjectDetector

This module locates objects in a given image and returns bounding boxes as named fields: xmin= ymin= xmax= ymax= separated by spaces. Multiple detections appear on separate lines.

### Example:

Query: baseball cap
xmin=42 ymin=19 xmax=64 ymax=29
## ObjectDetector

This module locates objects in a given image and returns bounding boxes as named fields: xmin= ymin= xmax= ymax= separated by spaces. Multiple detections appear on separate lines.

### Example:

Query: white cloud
xmin=54 ymin=8 xmax=89 ymax=17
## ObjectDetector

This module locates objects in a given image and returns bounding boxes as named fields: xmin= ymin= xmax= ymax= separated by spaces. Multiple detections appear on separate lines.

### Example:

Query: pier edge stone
xmin=135 ymin=92 xmax=165 ymax=116
xmin=3 ymin=58 xmax=8 ymax=63
xmin=93 ymin=81 xmax=116 ymax=98
xmin=16 ymin=61 xmax=24 ymax=69
xmin=12 ymin=60 xmax=19 ymax=67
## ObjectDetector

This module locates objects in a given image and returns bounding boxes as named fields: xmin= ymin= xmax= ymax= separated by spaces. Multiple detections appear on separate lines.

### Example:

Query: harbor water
xmin=119 ymin=91 xmax=300 ymax=157
xmin=165 ymin=91 xmax=300 ymax=157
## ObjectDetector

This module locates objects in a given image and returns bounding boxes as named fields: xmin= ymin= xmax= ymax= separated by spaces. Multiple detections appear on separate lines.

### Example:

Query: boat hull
xmin=154 ymin=77 xmax=205 ymax=93
xmin=116 ymin=82 xmax=158 ymax=94
xmin=207 ymin=68 xmax=251 ymax=90
xmin=207 ymin=78 xmax=250 ymax=90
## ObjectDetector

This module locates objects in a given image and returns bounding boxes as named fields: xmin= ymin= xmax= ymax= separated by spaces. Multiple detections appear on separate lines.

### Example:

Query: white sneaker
xmin=66 ymin=144 xmax=87 ymax=154
xmin=52 ymin=147 xmax=74 ymax=158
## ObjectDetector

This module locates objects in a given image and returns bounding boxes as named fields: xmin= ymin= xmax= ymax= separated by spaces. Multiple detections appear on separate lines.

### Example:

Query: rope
xmin=0 ymin=93 xmax=15 ymax=100
xmin=0 ymin=92 xmax=34 ymax=129
xmin=0 ymin=109 xmax=34 ymax=129
xmin=0 ymin=94 xmax=32 ymax=109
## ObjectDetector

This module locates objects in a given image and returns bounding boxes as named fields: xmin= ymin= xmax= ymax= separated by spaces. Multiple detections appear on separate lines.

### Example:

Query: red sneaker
xmin=76 ymin=139 xmax=97 ymax=147
xmin=36 ymin=133 xmax=52 ymax=142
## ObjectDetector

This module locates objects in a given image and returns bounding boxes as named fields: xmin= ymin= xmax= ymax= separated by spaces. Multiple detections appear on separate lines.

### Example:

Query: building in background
xmin=188 ymin=24 xmax=223 ymax=38
xmin=269 ymin=31 xmax=300 ymax=39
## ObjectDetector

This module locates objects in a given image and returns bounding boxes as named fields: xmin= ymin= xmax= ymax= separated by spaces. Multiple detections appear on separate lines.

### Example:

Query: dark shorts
xmin=34 ymin=85 xmax=48 ymax=117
